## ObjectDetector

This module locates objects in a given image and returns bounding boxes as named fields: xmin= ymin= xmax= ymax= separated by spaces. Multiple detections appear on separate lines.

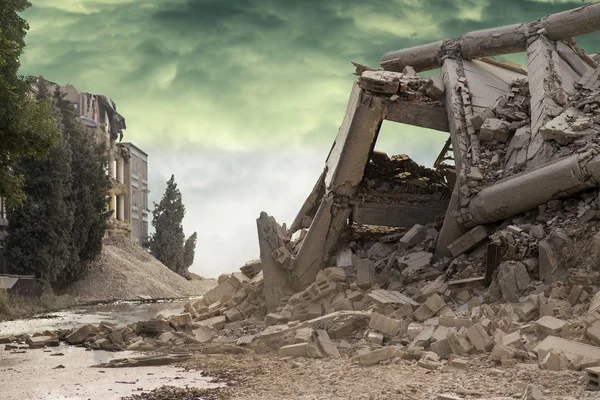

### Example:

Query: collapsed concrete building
xmin=257 ymin=3 xmax=600 ymax=311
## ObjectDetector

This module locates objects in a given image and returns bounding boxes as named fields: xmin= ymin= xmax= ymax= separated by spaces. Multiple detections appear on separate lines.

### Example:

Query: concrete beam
xmin=462 ymin=153 xmax=600 ymax=227
xmin=352 ymin=201 xmax=448 ymax=228
xmin=385 ymin=102 xmax=449 ymax=132
xmin=435 ymin=59 xmax=470 ymax=256
xmin=381 ymin=3 xmax=600 ymax=72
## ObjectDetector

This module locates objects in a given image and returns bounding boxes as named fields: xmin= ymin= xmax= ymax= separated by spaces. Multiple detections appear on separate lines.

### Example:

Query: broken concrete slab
xmin=447 ymin=226 xmax=488 ymax=257
xmin=369 ymin=313 xmax=401 ymax=337
xmin=350 ymin=346 xmax=404 ymax=366
xmin=399 ymin=224 xmax=427 ymax=248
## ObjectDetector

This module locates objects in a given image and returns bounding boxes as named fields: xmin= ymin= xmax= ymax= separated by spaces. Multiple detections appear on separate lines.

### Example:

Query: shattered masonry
xmin=11 ymin=4 xmax=600 ymax=396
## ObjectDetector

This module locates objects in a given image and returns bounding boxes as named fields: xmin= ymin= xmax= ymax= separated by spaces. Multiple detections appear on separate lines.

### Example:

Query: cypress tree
xmin=150 ymin=175 xmax=194 ymax=278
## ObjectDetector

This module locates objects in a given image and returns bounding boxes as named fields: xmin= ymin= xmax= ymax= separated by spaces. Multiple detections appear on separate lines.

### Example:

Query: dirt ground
xmin=135 ymin=350 xmax=596 ymax=400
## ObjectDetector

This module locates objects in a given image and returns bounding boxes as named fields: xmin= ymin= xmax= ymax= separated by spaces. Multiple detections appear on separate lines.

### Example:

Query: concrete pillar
xmin=118 ymin=195 xmax=125 ymax=221
xmin=108 ymin=149 xmax=116 ymax=180
xmin=117 ymin=157 xmax=125 ymax=184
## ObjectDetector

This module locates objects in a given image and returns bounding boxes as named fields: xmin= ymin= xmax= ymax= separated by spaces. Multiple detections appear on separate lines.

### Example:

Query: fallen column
xmin=462 ymin=152 xmax=600 ymax=227
xmin=381 ymin=3 xmax=600 ymax=72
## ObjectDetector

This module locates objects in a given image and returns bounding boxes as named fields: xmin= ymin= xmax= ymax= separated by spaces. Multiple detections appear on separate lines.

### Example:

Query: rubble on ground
xmin=7 ymin=4 xmax=600 ymax=397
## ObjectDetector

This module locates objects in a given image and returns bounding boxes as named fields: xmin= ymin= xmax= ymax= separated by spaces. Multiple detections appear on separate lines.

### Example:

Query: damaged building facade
xmin=256 ymin=3 xmax=600 ymax=310
xmin=0 ymin=81 xmax=150 ymax=274
xmin=44 ymin=81 xmax=150 ymax=244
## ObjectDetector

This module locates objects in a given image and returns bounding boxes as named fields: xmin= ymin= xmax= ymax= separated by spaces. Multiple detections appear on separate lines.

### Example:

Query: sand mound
xmin=61 ymin=235 xmax=216 ymax=302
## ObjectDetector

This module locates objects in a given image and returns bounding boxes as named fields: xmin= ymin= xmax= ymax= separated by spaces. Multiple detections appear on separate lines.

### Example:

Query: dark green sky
xmin=19 ymin=0 xmax=600 ymax=277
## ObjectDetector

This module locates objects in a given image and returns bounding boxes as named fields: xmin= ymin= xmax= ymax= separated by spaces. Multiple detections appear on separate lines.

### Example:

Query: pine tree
xmin=0 ymin=0 xmax=60 ymax=205
xmin=150 ymin=175 xmax=192 ymax=278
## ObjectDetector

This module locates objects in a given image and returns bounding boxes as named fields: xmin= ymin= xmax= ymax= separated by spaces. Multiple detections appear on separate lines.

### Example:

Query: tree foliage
xmin=150 ymin=175 xmax=196 ymax=279
xmin=0 ymin=0 xmax=60 ymax=206
xmin=6 ymin=83 xmax=110 ymax=283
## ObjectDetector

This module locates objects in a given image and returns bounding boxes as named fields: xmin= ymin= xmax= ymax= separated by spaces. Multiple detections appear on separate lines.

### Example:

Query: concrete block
xmin=466 ymin=323 xmax=491 ymax=351
xmin=265 ymin=313 xmax=288 ymax=327
xmin=587 ymin=321 xmax=600 ymax=345
xmin=540 ymin=350 xmax=562 ymax=371
xmin=407 ymin=323 xmax=424 ymax=339
xmin=328 ymin=320 xmax=362 ymax=339
xmin=369 ymin=313 xmax=402 ymax=336
xmin=413 ymin=293 xmax=446 ymax=321
xmin=586 ymin=366 xmax=600 ymax=391
xmin=479 ymin=117 xmax=511 ymax=142
xmin=399 ymin=224 xmax=426 ymax=248
xmin=410 ymin=326 xmax=435 ymax=348
xmin=279 ymin=343 xmax=308 ymax=358
xmin=389 ymin=304 xmax=413 ymax=319
xmin=27 ymin=335 xmax=58 ymax=348
xmin=356 ymin=258 xmax=374 ymax=290
xmin=351 ymin=346 xmax=404 ymax=366
xmin=175 ymin=313 xmax=193 ymax=326
xmin=447 ymin=225 xmax=488 ymax=257
xmin=536 ymin=315 xmax=566 ymax=337
xmin=203 ymin=280 xmax=237 ymax=305
xmin=432 ymin=326 xmax=453 ymax=342
xmin=192 ymin=326 xmax=215 ymax=343
xmin=448 ymin=355 xmax=471 ymax=370
xmin=534 ymin=336 xmax=600 ymax=360
xmin=66 ymin=324 xmax=95 ymax=344
xmin=197 ymin=316 xmax=226 ymax=329
xmin=431 ymin=338 xmax=452 ymax=358
xmin=367 ymin=289 xmax=419 ymax=307
xmin=367 ymin=331 xmax=384 ymax=345
xmin=307 ymin=329 xmax=340 ymax=358
xmin=322 ymin=267 xmax=347 ymax=282
xmin=399 ymin=252 xmax=433 ymax=277
xmin=490 ymin=343 xmax=515 ymax=361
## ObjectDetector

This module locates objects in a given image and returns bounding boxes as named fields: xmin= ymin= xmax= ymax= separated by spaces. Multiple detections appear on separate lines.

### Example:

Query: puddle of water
xmin=0 ymin=344 xmax=221 ymax=400
xmin=0 ymin=301 xmax=188 ymax=337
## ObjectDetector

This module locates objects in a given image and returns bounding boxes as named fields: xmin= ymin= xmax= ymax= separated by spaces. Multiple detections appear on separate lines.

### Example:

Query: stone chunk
xmin=27 ymin=335 xmax=58 ymax=348
xmin=490 ymin=343 xmax=515 ymax=361
xmin=265 ymin=313 xmax=288 ymax=327
xmin=466 ymin=323 xmax=491 ymax=352
xmin=497 ymin=261 xmax=531 ymax=302
xmin=587 ymin=321 xmax=600 ymax=345
xmin=307 ymin=329 xmax=340 ymax=358
xmin=540 ymin=350 xmax=562 ymax=371
xmin=425 ymin=76 xmax=445 ymax=100
xmin=399 ymin=224 xmax=426 ymax=248
xmin=398 ymin=251 xmax=433 ymax=278
xmin=540 ymin=107 xmax=594 ymax=145
xmin=413 ymin=294 xmax=446 ymax=322
xmin=447 ymin=226 xmax=488 ymax=257
xmin=279 ymin=343 xmax=308 ymax=358
xmin=367 ymin=331 xmax=384 ymax=345
xmin=350 ymin=346 xmax=404 ymax=366
xmin=202 ymin=279 xmax=237 ymax=305
xmin=367 ymin=289 xmax=419 ymax=307
xmin=369 ymin=313 xmax=401 ymax=337
xmin=66 ymin=324 xmax=95 ymax=344
xmin=480 ymin=118 xmax=511 ymax=142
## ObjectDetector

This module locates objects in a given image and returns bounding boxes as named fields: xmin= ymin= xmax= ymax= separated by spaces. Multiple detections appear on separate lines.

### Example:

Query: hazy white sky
xmin=19 ymin=0 xmax=600 ymax=277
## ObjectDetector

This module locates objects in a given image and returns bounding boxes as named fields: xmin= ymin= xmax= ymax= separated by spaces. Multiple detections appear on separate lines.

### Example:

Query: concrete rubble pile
xmin=7 ymin=4 xmax=600 ymax=396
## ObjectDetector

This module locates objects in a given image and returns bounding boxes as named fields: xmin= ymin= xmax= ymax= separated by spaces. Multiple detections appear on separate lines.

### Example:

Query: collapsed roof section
xmin=258 ymin=3 xmax=600 ymax=311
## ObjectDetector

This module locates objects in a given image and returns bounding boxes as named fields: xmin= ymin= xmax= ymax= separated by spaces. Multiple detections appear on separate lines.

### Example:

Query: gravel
xmin=60 ymin=235 xmax=216 ymax=301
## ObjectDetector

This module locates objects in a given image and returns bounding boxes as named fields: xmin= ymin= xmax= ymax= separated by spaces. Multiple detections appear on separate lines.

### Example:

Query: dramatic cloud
xmin=19 ymin=0 xmax=600 ymax=276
